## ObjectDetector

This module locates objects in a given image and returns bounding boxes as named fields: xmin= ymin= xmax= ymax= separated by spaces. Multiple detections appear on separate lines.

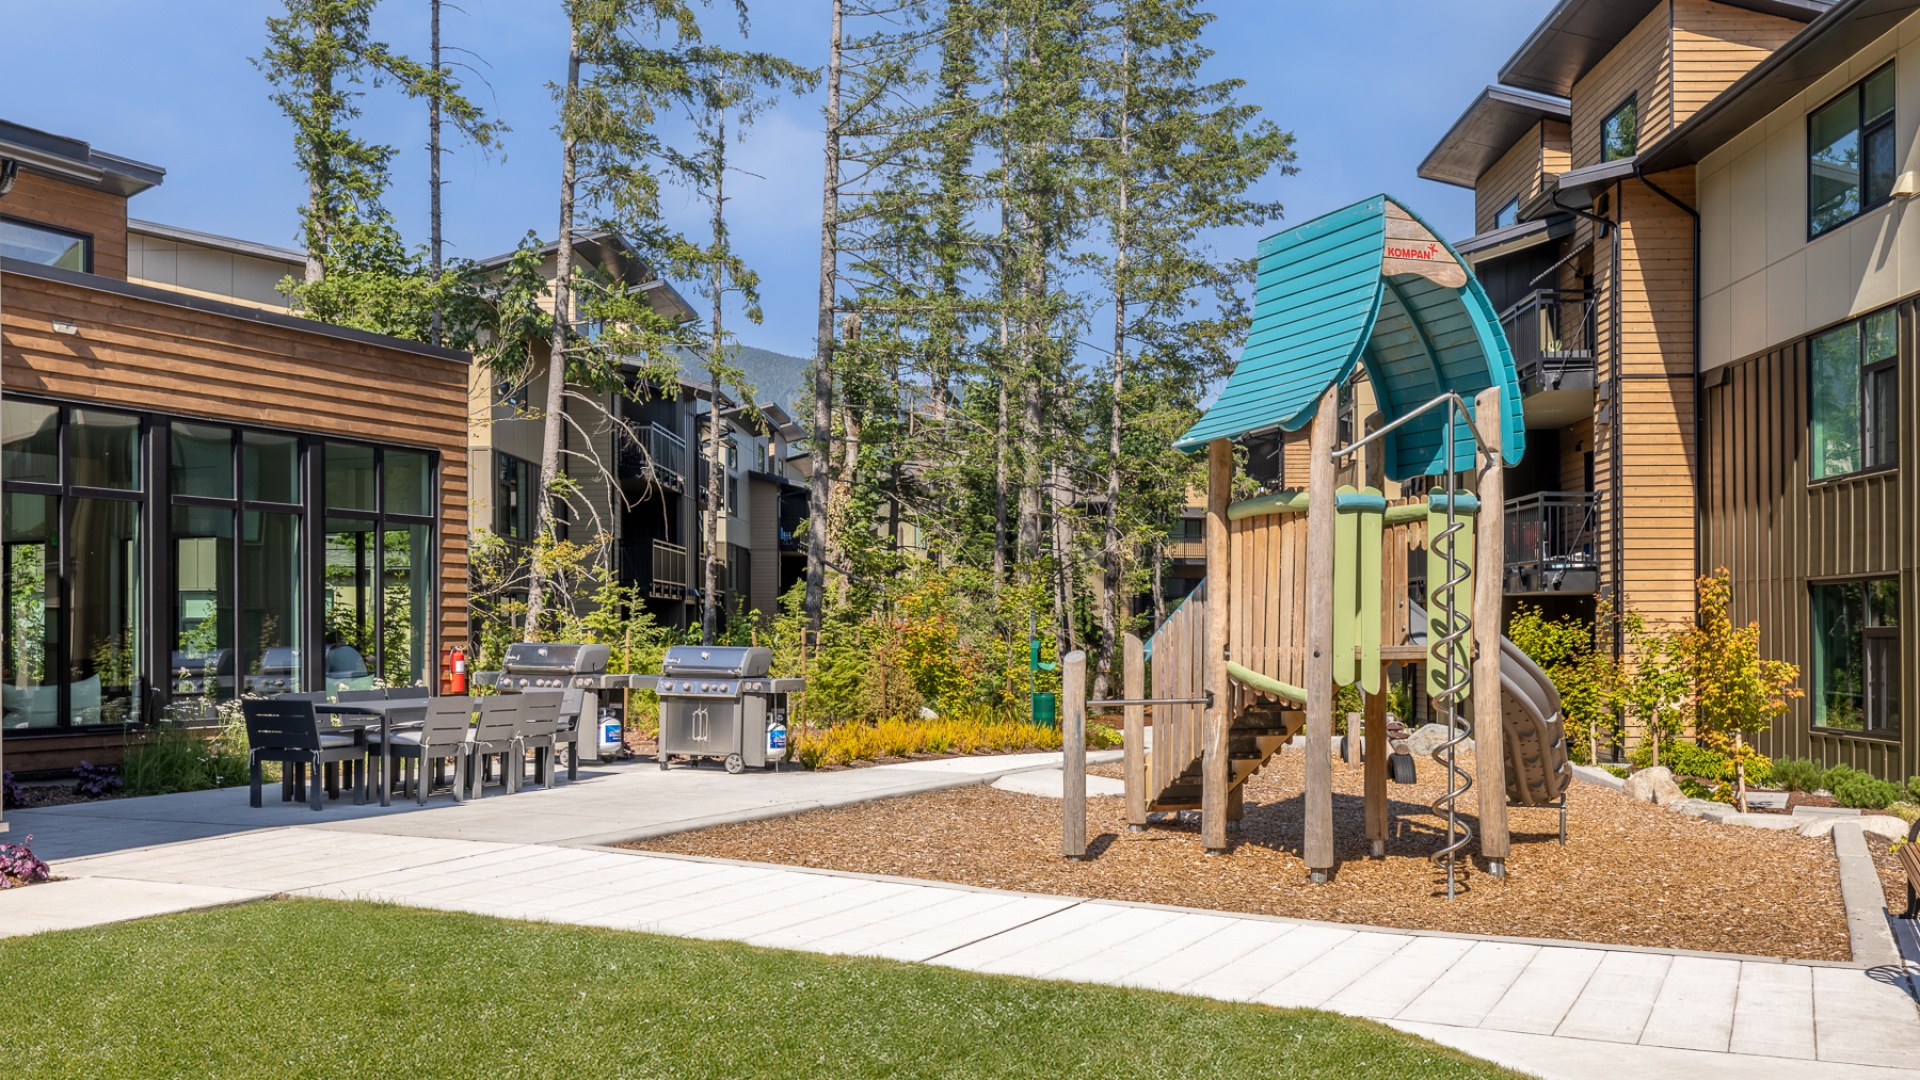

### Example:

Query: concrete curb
xmin=564 ymin=750 xmax=1125 ymax=848
xmin=1833 ymin=820 xmax=1903 ymax=969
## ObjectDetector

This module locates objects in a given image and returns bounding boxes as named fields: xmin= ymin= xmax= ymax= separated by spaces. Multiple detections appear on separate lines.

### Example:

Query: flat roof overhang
xmin=1640 ymin=0 xmax=1914 ymax=172
xmin=0 ymin=119 xmax=165 ymax=198
xmin=1524 ymin=157 xmax=1640 ymax=217
xmin=1455 ymin=215 xmax=1577 ymax=265
xmin=1499 ymin=0 xmax=1830 ymax=98
xmin=1418 ymin=86 xmax=1571 ymax=189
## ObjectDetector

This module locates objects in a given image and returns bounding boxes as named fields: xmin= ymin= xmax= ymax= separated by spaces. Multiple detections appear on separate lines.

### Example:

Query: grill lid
xmin=660 ymin=645 xmax=772 ymax=678
xmin=501 ymin=643 xmax=611 ymax=675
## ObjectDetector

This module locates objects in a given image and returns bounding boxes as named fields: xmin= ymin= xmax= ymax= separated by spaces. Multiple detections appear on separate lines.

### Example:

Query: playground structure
xmin=1076 ymin=195 xmax=1572 ymax=894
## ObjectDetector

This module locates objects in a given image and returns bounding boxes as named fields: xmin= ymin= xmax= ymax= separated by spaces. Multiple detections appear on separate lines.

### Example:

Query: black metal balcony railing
xmin=1499 ymin=289 xmax=1596 ymax=390
xmin=1504 ymin=491 xmax=1599 ymax=595
xmin=622 ymin=539 xmax=688 ymax=600
xmin=619 ymin=424 xmax=687 ymax=491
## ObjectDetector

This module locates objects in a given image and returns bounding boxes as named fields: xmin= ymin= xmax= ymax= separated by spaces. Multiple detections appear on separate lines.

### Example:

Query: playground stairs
xmin=1145 ymin=700 xmax=1301 ymax=812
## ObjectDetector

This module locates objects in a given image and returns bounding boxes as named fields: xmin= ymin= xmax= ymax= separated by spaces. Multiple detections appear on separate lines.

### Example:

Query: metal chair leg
xmin=250 ymin=757 xmax=263 ymax=808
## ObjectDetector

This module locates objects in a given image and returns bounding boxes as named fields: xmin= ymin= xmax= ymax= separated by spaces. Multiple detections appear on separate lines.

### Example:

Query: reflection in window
xmin=2 ymin=401 xmax=60 ymax=485
xmin=2 ymin=494 xmax=58 ymax=730
xmin=1 ymin=219 xmax=90 ymax=271
xmin=173 ymin=423 xmax=234 ymax=500
xmin=70 ymin=409 xmax=141 ymax=492
xmin=242 ymin=512 xmax=302 ymax=696
xmin=172 ymin=505 xmax=235 ymax=704
xmin=1813 ymin=578 xmax=1900 ymax=733
xmin=385 ymin=450 xmax=431 ymax=518
xmin=324 ymin=519 xmax=378 ymax=691
xmin=496 ymin=454 xmax=536 ymax=540
xmin=1602 ymin=97 xmax=1637 ymax=162
xmin=243 ymin=432 xmax=300 ymax=504
xmin=1494 ymin=198 xmax=1519 ymax=230
xmin=70 ymin=498 xmax=140 ymax=724
xmin=1810 ymin=65 xmax=1895 ymax=237
xmin=326 ymin=442 xmax=377 ymax=511
xmin=1810 ymin=308 xmax=1898 ymax=479
xmin=383 ymin=525 xmax=431 ymax=687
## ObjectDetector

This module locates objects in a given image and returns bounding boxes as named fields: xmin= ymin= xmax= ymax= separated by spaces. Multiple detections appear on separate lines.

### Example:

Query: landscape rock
xmin=1403 ymin=724 xmax=1472 ymax=756
xmin=1801 ymin=814 xmax=1907 ymax=841
xmin=1623 ymin=766 xmax=1685 ymax=807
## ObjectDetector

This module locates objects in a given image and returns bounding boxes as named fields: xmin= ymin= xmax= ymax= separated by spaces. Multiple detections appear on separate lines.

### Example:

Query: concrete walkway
xmin=6 ymin=752 xmax=1920 ymax=1080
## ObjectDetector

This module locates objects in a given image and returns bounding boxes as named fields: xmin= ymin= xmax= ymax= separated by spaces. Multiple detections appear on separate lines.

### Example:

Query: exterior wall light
xmin=1894 ymin=171 xmax=1920 ymax=200
xmin=51 ymin=320 xmax=79 ymax=335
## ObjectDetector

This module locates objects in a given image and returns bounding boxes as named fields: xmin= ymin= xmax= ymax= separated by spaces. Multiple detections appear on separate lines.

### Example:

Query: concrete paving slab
xmin=1196 ymin=923 xmax=1357 ymax=1000
xmin=0 ymin=877 xmax=265 ymax=937
xmin=1635 ymin=955 xmax=1740 ymax=1052
xmin=1730 ymin=961 xmax=1817 ymax=1060
xmin=1391 ymin=1019 xmax=1920 ymax=1080
xmin=1812 ymin=965 xmax=1920 ymax=1066
xmin=1321 ymin=934 xmax=1477 ymax=1018
xmin=1254 ymin=931 xmax=1410 ymax=1010
xmin=991 ymin=768 xmax=1126 ymax=799
xmin=1112 ymin=918 xmax=1295 ymax=992
xmin=1552 ymin=951 xmax=1672 ymax=1043
xmin=1479 ymin=946 xmax=1605 ymax=1035
xmin=1394 ymin=940 xmax=1541 ymax=1028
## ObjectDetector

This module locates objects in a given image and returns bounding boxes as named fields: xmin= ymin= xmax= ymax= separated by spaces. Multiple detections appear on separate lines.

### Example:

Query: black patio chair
xmin=515 ymin=691 xmax=565 ymax=790
xmin=242 ymin=698 xmax=367 ymax=811
xmin=466 ymin=697 xmax=524 ymax=798
xmin=386 ymin=686 xmax=430 ymax=701
xmin=374 ymin=696 xmax=473 ymax=805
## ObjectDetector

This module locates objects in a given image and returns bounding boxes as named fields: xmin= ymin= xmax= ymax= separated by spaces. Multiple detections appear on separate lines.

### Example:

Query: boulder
xmin=1403 ymin=724 xmax=1472 ymax=756
xmin=1623 ymin=766 xmax=1685 ymax=807
xmin=1800 ymin=814 xmax=1908 ymax=841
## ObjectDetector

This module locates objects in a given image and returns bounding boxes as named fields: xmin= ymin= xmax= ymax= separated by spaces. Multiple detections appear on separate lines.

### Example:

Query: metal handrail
xmin=1330 ymin=390 xmax=1493 ymax=463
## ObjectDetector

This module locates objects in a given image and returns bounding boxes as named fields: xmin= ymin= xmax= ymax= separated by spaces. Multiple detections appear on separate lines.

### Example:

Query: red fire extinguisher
xmin=447 ymin=644 xmax=468 ymax=694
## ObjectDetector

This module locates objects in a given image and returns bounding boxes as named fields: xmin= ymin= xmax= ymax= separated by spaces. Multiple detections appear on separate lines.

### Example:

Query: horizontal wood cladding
xmin=1701 ymin=310 xmax=1916 ymax=781
xmin=3 ymin=171 xmax=129 ymax=279
xmin=1569 ymin=2 xmax=1673 ymax=170
xmin=0 ymin=269 xmax=471 ymax=670
xmin=1474 ymin=122 xmax=1573 ymax=234
xmin=1671 ymin=0 xmax=1803 ymax=124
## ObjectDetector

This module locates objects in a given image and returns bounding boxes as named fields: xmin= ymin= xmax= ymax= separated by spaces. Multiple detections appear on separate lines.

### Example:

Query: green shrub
xmin=1677 ymin=777 xmax=1717 ymax=802
xmin=1906 ymin=776 xmax=1920 ymax=804
xmin=1770 ymin=757 xmax=1827 ymax=792
xmin=121 ymin=720 xmax=251 ymax=797
xmin=1820 ymin=763 xmax=1861 ymax=793
xmin=1831 ymin=770 xmax=1900 ymax=810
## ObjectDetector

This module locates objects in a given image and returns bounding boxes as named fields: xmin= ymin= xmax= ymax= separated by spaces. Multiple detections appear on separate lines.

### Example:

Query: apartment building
xmin=1415 ymin=0 xmax=1920 ymax=778
xmin=0 ymin=119 xmax=471 ymax=783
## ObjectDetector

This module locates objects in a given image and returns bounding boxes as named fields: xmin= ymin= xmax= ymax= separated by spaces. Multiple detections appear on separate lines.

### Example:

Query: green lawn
xmin=0 ymin=900 xmax=1522 ymax=1078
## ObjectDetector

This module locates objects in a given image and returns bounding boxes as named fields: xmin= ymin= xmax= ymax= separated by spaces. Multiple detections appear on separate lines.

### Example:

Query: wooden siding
xmin=1569 ymin=2 xmax=1673 ymax=169
xmin=1476 ymin=123 xmax=1549 ymax=235
xmin=1701 ymin=307 xmax=1916 ymax=781
xmin=1671 ymin=0 xmax=1804 ymax=123
xmin=3 ymin=171 xmax=129 ymax=280
xmin=0 ymin=270 xmax=470 ymax=670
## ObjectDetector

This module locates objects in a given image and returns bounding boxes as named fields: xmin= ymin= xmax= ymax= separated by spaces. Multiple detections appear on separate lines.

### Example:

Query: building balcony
xmin=1504 ymin=491 xmax=1598 ymax=596
xmin=1499 ymin=289 xmax=1596 ymax=428
xmin=622 ymin=538 xmax=689 ymax=600
xmin=618 ymin=424 xmax=687 ymax=492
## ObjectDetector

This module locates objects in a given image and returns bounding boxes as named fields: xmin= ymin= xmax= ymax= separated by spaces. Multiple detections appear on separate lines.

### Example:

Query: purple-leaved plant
xmin=73 ymin=760 xmax=122 ymax=800
xmin=1 ymin=770 xmax=21 ymax=810
xmin=0 ymin=835 xmax=50 ymax=887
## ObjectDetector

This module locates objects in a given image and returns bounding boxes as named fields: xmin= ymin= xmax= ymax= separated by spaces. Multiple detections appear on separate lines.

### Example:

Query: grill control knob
xmin=681 ymin=682 xmax=691 ymax=691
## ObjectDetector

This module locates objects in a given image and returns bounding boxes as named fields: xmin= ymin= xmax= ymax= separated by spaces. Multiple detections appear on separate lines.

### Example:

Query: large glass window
xmin=0 ymin=217 xmax=91 ymax=272
xmin=171 ymin=505 xmax=235 ymax=703
xmin=323 ymin=441 xmax=435 ymax=690
xmin=1810 ymin=308 xmax=1898 ymax=480
xmin=1813 ymin=578 xmax=1900 ymax=734
xmin=1810 ymin=64 xmax=1896 ymax=237
xmin=172 ymin=423 xmax=234 ymax=500
xmin=495 ymin=453 xmax=536 ymax=540
xmin=1602 ymin=96 xmax=1637 ymax=162
xmin=2 ymin=404 xmax=143 ymax=729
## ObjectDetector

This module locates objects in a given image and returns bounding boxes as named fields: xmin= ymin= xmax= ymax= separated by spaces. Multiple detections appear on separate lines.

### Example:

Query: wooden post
xmin=1202 ymin=438 xmax=1233 ymax=853
xmin=1122 ymin=633 xmax=1147 ymax=830
xmin=1304 ymin=386 xmax=1338 ymax=880
xmin=1362 ymin=411 xmax=1389 ymax=859
xmin=1062 ymin=649 xmax=1088 ymax=859
xmin=1472 ymin=387 xmax=1511 ymax=873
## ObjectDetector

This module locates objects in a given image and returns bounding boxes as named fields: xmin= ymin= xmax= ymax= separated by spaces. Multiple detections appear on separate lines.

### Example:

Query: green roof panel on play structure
xmin=1176 ymin=194 xmax=1525 ymax=480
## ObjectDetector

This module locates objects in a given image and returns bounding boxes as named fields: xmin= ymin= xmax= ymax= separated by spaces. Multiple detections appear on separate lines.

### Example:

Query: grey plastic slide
xmin=1408 ymin=601 xmax=1573 ymax=807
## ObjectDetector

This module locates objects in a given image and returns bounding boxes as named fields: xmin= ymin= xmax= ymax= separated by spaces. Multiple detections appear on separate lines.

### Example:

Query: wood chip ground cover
xmin=631 ymin=751 xmax=1851 ymax=960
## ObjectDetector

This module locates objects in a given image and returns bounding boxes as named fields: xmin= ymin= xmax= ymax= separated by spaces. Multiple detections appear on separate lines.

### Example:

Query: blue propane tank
xmin=767 ymin=716 xmax=788 ymax=757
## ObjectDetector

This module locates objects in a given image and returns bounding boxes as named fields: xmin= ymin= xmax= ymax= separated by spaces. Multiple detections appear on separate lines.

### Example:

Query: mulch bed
xmin=630 ymin=749 xmax=1852 ymax=961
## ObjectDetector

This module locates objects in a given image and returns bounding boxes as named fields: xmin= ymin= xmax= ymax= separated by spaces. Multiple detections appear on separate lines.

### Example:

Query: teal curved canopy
xmin=1176 ymin=194 xmax=1524 ymax=479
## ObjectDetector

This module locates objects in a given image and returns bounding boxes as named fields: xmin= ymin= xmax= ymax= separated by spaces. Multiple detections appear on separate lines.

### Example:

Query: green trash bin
xmin=1031 ymin=692 xmax=1057 ymax=728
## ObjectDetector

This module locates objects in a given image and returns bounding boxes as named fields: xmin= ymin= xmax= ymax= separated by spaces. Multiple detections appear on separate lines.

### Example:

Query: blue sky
xmin=1 ymin=0 xmax=1552 ymax=358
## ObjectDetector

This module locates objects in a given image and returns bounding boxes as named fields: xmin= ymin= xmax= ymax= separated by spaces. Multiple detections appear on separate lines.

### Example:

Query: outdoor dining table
xmin=316 ymin=699 xmax=430 ymax=808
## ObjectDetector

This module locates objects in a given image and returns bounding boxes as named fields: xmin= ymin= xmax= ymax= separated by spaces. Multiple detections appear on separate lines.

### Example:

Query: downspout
xmin=0 ymin=157 xmax=12 ymax=833
xmin=1551 ymin=185 xmax=1624 ymax=657
xmin=1633 ymin=165 xmax=1702 ymax=627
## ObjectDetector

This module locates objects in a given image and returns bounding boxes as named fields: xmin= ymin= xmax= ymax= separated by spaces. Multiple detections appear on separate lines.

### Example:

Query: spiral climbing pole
xmin=1426 ymin=477 xmax=1476 ymax=901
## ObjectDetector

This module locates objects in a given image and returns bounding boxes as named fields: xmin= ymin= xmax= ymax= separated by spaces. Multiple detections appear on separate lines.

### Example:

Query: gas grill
xmin=636 ymin=645 xmax=804 ymax=774
xmin=474 ymin=643 xmax=629 ymax=772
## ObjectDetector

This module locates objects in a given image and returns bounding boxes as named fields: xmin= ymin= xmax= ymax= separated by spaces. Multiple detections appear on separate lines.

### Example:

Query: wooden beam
xmin=1122 ymin=633 xmax=1147 ymax=830
xmin=1203 ymin=438 xmax=1233 ymax=852
xmin=1304 ymin=387 xmax=1338 ymax=879
xmin=1062 ymin=649 xmax=1087 ymax=859
xmin=1362 ymin=411 xmax=1390 ymax=860
xmin=1472 ymin=387 xmax=1511 ymax=872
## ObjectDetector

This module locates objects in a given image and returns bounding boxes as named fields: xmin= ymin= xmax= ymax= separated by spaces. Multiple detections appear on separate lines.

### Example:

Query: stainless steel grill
xmin=474 ymin=643 xmax=625 ymax=772
xmin=638 ymin=645 xmax=803 ymax=774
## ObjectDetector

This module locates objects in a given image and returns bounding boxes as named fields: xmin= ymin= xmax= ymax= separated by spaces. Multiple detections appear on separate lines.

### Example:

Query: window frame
xmin=1493 ymin=198 xmax=1520 ymax=231
xmin=1810 ymin=575 xmax=1902 ymax=740
xmin=1807 ymin=306 xmax=1900 ymax=483
xmin=0 ymin=214 xmax=94 ymax=273
xmin=1601 ymin=94 xmax=1638 ymax=163
xmin=1807 ymin=62 xmax=1896 ymax=240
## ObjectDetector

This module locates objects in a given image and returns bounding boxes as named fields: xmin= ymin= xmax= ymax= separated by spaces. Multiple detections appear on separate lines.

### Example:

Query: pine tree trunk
xmin=703 ymin=107 xmax=728 ymax=646
xmin=806 ymin=0 xmax=844 ymax=634
xmin=428 ymin=0 xmax=444 ymax=347
xmin=522 ymin=24 xmax=582 ymax=640
xmin=994 ymin=371 xmax=1009 ymax=582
